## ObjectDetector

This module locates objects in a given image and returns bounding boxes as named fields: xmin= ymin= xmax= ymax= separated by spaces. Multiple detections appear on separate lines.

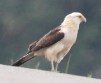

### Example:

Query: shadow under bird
xmin=12 ymin=12 xmax=86 ymax=72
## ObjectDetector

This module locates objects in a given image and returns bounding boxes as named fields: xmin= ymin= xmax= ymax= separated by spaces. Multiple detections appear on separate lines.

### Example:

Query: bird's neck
xmin=61 ymin=20 xmax=80 ymax=30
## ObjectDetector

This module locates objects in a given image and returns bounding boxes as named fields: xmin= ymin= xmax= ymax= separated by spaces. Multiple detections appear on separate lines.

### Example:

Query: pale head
xmin=61 ymin=12 xmax=86 ymax=26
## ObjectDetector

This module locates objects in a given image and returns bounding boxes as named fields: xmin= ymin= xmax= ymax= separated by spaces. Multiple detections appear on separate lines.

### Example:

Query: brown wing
xmin=28 ymin=41 xmax=38 ymax=51
xmin=28 ymin=26 xmax=64 ymax=53
xmin=27 ymin=41 xmax=38 ymax=54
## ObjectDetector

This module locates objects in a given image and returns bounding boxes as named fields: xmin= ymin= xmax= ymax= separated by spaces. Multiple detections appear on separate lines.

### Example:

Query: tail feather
xmin=12 ymin=52 xmax=35 ymax=66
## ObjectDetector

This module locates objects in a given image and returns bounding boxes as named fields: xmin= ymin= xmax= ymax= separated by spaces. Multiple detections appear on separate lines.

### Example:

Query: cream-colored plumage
xmin=12 ymin=12 xmax=86 ymax=71
xmin=36 ymin=12 xmax=86 ymax=71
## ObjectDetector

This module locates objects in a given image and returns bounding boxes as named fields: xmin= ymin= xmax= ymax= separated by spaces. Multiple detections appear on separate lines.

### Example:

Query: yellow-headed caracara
xmin=12 ymin=12 xmax=86 ymax=71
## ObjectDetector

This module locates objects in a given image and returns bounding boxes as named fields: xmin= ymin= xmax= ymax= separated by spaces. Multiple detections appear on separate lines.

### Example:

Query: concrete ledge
xmin=0 ymin=64 xmax=101 ymax=83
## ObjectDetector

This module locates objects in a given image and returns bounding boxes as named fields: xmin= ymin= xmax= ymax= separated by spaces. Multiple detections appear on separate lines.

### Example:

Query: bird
xmin=12 ymin=12 xmax=86 ymax=72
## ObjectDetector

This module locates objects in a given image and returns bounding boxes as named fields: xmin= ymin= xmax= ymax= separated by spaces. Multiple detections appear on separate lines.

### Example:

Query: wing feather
xmin=28 ymin=26 xmax=64 ymax=53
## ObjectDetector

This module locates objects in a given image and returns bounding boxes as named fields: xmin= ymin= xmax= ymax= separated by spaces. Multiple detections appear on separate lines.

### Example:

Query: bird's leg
xmin=51 ymin=60 xmax=55 ymax=71
xmin=55 ymin=62 xmax=59 ymax=72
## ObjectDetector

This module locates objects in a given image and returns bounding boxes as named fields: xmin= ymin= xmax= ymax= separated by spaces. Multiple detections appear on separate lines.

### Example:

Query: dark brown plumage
xmin=29 ymin=27 xmax=64 ymax=52
xmin=12 ymin=26 xmax=64 ymax=66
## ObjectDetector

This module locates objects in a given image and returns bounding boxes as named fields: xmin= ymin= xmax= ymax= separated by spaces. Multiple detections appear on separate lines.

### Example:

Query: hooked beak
xmin=83 ymin=17 xmax=87 ymax=22
xmin=79 ymin=15 xmax=87 ymax=23
xmin=82 ymin=16 xmax=87 ymax=23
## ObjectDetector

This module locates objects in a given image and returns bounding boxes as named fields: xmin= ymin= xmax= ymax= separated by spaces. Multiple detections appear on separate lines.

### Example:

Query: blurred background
xmin=0 ymin=0 xmax=101 ymax=78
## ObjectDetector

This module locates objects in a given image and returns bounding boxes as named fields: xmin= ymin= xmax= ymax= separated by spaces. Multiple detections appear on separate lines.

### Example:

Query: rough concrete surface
xmin=0 ymin=64 xmax=101 ymax=83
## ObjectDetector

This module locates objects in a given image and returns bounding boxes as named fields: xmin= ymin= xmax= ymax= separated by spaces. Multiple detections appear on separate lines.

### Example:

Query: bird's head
xmin=61 ymin=12 xmax=86 ymax=26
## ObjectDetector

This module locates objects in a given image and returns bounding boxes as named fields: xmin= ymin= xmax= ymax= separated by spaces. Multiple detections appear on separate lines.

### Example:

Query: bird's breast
xmin=62 ymin=28 xmax=78 ymax=46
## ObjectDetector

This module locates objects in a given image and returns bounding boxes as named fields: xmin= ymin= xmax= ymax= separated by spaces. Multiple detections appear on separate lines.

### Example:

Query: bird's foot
xmin=51 ymin=70 xmax=60 ymax=73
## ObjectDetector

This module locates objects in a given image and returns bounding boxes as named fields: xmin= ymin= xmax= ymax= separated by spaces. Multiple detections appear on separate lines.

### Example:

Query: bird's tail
xmin=12 ymin=52 xmax=35 ymax=66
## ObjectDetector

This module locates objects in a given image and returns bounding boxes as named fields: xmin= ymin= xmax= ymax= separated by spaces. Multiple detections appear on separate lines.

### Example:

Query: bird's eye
xmin=78 ymin=15 xmax=82 ymax=19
